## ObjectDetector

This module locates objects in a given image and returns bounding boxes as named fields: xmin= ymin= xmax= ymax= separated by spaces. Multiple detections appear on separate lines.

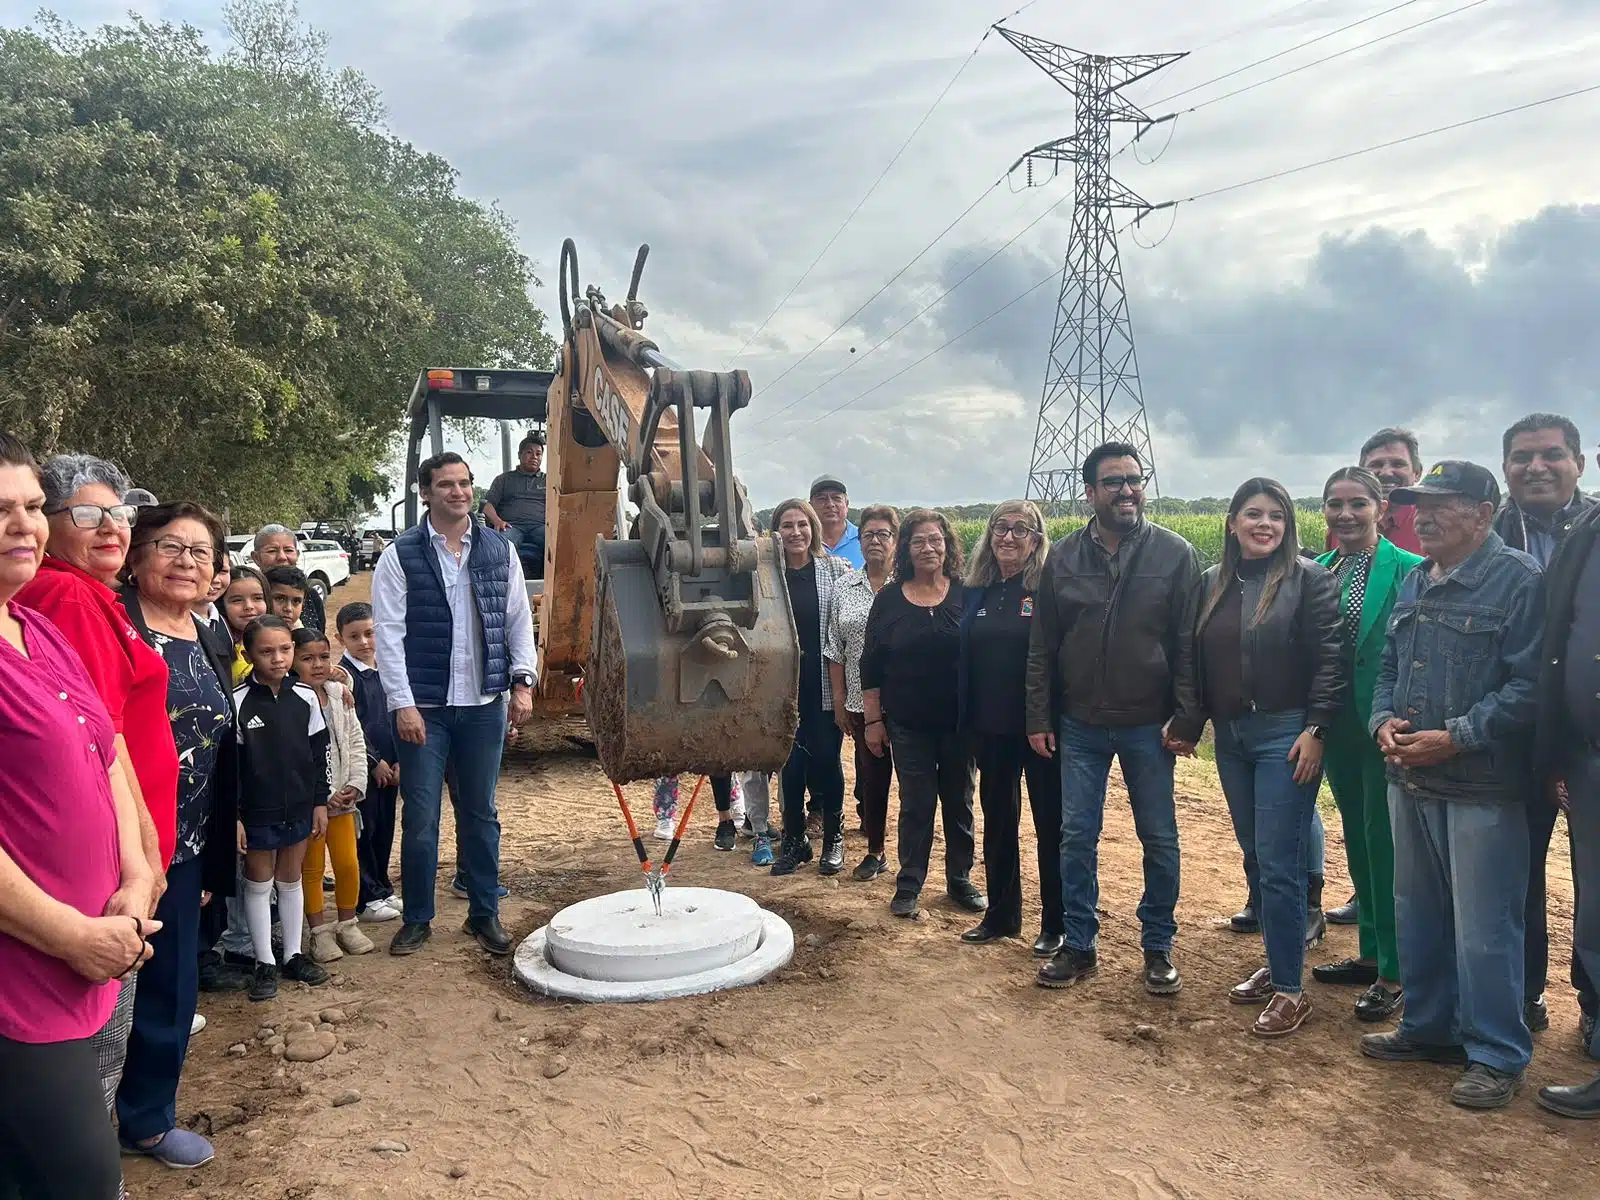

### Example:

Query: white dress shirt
xmin=372 ymin=516 xmax=538 ymax=712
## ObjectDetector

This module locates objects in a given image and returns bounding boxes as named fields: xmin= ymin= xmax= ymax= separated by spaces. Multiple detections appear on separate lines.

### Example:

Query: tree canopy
xmin=0 ymin=1 xmax=554 ymax=528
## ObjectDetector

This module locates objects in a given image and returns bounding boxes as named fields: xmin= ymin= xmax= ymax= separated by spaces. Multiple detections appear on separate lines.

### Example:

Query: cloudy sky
xmin=8 ymin=0 xmax=1599 ymax=508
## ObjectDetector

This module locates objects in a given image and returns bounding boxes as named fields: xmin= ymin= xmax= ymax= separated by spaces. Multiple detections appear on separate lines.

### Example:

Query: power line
xmin=746 ymin=180 xmax=1077 ymax=430
xmin=1190 ymin=0 xmax=1342 ymax=52
xmin=758 ymin=80 xmax=1600 ymax=440
xmin=725 ymin=6 xmax=1039 ymax=367
xmin=1148 ymin=0 xmax=1430 ymax=107
xmin=1174 ymin=0 xmax=1492 ymax=117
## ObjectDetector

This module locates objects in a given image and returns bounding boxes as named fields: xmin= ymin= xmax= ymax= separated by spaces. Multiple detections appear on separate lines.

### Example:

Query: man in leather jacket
xmin=1025 ymin=442 xmax=1202 ymax=996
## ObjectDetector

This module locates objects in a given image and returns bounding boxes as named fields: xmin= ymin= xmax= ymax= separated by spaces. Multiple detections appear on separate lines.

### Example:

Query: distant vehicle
xmin=225 ymin=532 xmax=349 ymax=599
xmin=357 ymin=528 xmax=395 ymax=572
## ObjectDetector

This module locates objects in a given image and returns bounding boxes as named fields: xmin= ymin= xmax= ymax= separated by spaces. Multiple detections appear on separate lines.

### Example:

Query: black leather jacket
xmin=1024 ymin=520 xmax=1202 ymax=733
xmin=1537 ymin=500 xmax=1600 ymax=779
xmin=1174 ymin=556 xmax=1346 ymax=740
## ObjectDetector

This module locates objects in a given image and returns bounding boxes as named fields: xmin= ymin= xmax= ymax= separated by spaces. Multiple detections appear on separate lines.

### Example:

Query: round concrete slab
xmin=547 ymin=887 xmax=765 ymax=983
xmin=514 ymin=888 xmax=794 ymax=1004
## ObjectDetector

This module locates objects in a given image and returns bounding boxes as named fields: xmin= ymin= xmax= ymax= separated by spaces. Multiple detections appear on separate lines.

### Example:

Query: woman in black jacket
xmin=1173 ymin=478 xmax=1344 ymax=1038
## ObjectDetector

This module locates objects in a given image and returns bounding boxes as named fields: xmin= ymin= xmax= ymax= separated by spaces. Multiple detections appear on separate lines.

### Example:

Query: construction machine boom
xmin=541 ymin=241 xmax=799 ymax=783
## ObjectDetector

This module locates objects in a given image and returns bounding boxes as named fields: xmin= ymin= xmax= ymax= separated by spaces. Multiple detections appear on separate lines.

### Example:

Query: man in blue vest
xmin=372 ymin=452 xmax=537 ymax=957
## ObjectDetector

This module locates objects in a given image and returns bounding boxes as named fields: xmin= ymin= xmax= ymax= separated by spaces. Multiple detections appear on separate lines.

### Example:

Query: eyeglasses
xmin=48 ymin=503 xmax=139 ymax=529
xmin=1097 ymin=474 xmax=1147 ymax=493
xmin=991 ymin=522 xmax=1039 ymax=541
xmin=908 ymin=536 xmax=944 ymax=551
xmin=139 ymin=537 xmax=215 ymax=565
xmin=860 ymin=529 xmax=895 ymax=543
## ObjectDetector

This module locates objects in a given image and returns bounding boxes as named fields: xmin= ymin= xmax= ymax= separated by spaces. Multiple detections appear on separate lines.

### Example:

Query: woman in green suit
xmin=1311 ymin=466 xmax=1424 ymax=1022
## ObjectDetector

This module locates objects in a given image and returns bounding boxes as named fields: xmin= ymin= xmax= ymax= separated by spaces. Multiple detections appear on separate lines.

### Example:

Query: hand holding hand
xmin=1375 ymin=718 xmax=1408 ymax=756
xmin=1388 ymin=728 xmax=1458 ymax=769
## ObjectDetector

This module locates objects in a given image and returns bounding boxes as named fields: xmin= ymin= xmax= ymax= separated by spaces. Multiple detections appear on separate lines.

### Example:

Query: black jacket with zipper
xmin=1172 ymin=555 xmax=1346 ymax=742
xmin=1024 ymin=520 xmax=1203 ymax=734
xmin=1535 ymin=499 xmax=1600 ymax=779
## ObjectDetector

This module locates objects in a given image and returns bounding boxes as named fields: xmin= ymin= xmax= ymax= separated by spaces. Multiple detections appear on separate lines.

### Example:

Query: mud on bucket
xmin=585 ymin=537 xmax=798 ymax=784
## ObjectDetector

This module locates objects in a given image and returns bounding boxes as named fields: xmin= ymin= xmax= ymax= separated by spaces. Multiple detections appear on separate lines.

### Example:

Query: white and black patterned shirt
xmin=823 ymin=567 xmax=883 ymax=713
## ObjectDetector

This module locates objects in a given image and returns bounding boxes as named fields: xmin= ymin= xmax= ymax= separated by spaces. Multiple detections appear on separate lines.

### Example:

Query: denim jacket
xmin=1369 ymin=532 xmax=1544 ymax=804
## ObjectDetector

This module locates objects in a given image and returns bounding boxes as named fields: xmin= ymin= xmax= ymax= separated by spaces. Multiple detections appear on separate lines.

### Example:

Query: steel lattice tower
xmin=999 ymin=28 xmax=1185 ymax=514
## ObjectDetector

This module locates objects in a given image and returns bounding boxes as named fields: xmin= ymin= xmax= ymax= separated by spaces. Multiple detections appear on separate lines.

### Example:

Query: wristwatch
xmin=512 ymin=671 xmax=535 ymax=689
xmin=1305 ymin=724 xmax=1326 ymax=742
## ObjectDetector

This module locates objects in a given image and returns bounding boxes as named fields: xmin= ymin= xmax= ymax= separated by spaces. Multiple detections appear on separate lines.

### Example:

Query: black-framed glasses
xmin=1096 ymin=474 xmax=1147 ymax=493
xmin=138 ymin=537 xmax=215 ymax=565
xmin=991 ymin=521 xmax=1040 ymax=540
xmin=48 ymin=503 xmax=139 ymax=529
xmin=860 ymin=529 xmax=895 ymax=543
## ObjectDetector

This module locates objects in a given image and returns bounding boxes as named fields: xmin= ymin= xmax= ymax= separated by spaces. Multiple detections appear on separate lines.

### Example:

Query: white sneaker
xmin=190 ymin=1012 xmax=207 ymax=1036
xmin=309 ymin=925 xmax=344 ymax=964
xmin=335 ymin=917 xmax=375 ymax=955
xmin=654 ymin=815 xmax=676 ymax=841
xmin=359 ymin=899 xmax=400 ymax=923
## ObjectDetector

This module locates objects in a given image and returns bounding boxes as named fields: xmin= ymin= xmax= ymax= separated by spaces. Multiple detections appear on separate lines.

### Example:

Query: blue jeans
xmin=1057 ymin=718 xmax=1179 ymax=953
xmin=395 ymin=699 xmax=508 ymax=924
xmin=116 ymin=855 xmax=202 ymax=1143
xmin=1215 ymin=711 xmax=1318 ymax=995
xmin=1390 ymin=783 xmax=1532 ymax=1073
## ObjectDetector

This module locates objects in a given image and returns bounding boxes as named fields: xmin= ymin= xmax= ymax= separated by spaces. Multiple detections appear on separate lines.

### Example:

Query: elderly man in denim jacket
xmin=1359 ymin=461 xmax=1545 ymax=1112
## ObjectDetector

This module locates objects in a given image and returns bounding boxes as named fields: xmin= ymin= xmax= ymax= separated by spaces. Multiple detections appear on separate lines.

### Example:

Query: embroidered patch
xmin=1020 ymin=596 xmax=1034 ymax=617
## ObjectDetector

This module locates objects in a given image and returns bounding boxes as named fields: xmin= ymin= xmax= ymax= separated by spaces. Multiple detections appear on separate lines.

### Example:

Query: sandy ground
xmin=131 ymin=573 xmax=1600 ymax=1200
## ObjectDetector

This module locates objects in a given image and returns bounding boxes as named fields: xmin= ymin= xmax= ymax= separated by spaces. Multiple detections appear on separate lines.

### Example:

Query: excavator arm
xmin=539 ymin=240 xmax=799 ymax=783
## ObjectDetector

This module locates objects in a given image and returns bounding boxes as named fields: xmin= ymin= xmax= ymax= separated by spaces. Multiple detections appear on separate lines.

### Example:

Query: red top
xmin=0 ymin=604 xmax=123 ymax=1043
xmin=1323 ymin=503 xmax=1423 ymax=557
xmin=15 ymin=558 xmax=179 ymax=867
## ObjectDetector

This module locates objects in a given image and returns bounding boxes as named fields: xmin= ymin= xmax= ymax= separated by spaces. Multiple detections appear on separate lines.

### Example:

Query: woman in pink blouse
xmin=0 ymin=432 xmax=157 ymax=1200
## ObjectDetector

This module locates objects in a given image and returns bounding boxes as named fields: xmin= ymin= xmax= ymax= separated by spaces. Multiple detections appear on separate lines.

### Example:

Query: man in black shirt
xmin=1024 ymin=442 xmax=1202 ymax=996
xmin=483 ymin=432 xmax=547 ymax=577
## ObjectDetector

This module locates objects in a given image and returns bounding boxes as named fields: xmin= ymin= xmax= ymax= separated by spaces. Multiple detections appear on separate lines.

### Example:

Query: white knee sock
xmin=276 ymin=879 xmax=305 ymax=961
xmin=243 ymin=877 xmax=276 ymax=964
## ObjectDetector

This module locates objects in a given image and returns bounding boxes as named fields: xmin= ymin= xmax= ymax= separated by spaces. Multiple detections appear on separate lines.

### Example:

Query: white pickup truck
xmin=226 ymin=534 xmax=351 ymax=602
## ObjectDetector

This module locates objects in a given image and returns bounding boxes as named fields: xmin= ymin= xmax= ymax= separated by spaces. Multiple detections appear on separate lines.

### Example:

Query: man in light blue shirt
xmin=810 ymin=474 xmax=863 ymax=568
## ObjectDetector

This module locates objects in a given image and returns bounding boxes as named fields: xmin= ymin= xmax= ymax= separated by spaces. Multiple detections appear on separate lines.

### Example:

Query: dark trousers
xmin=847 ymin=712 xmax=894 ymax=855
xmin=973 ymin=731 xmax=1063 ymax=937
xmin=0 ymin=1033 xmax=123 ymax=1200
xmin=709 ymin=774 xmax=735 ymax=813
xmin=115 ymin=855 xmax=202 ymax=1144
xmin=1524 ymin=794 xmax=1597 ymax=1009
xmin=889 ymin=721 xmax=975 ymax=896
xmin=1568 ymin=748 xmax=1600 ymax=1050
xmin=780 ymin=709 xmax=846 ymax=844
xmin=358 ymin=783 xmax=399 ymax=907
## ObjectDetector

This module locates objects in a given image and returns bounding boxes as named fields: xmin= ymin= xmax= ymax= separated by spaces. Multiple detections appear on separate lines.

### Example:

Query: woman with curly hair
xmin=860 ymin=508 xmax=981 ymax=919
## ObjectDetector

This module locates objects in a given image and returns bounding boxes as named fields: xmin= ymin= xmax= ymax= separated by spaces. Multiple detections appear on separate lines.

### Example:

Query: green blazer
xmin=1315 ymin=537 xmax=1425 ymax=727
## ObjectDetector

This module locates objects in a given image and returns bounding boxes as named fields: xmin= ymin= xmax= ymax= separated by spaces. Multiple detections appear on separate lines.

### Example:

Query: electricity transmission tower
xmin=999 ymin=27 xmax=1185 ymax=513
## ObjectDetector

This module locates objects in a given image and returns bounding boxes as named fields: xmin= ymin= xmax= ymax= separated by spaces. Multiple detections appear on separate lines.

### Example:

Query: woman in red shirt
xmin=16 ymin=453 xmax=180 ymax=1133
xmin=0 ymin=432 xmax=157 ymax=1200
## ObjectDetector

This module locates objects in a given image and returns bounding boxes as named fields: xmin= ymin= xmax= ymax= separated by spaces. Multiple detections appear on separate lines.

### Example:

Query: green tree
xmin=0 ymin=4 xmax=553 ymax=529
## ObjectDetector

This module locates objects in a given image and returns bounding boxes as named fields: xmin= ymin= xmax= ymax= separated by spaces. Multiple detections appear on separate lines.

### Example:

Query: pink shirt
xmin=0 ymin=604 xmax=122 ymax=1043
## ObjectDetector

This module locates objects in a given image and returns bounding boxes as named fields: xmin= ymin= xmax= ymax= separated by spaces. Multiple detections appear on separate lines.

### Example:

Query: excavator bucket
xmin=586 ymin=536 xmax=799 ymax=783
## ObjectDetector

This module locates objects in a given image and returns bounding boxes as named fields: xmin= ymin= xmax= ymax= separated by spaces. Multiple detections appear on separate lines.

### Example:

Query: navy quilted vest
xmin=393 ymin=520 xmax=512 ymax=706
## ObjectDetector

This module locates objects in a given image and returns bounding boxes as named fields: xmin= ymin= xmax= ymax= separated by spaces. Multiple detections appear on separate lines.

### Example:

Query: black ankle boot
xmin=1307 ymin=872 xmax=1325 ymax=913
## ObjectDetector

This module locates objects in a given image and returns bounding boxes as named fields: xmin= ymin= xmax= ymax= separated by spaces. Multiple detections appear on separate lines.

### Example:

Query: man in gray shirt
xmin=483 ymin=432 xmax=547 ymax=576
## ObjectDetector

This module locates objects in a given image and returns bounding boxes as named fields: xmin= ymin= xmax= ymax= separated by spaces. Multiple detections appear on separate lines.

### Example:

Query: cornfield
xmin=951 ymin=512 xmax=1329 ymax=567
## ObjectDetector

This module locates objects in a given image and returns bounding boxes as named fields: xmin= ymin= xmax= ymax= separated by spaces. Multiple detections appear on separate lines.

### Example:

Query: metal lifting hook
xmin=611 ymin=776 xmax=707 ymax=917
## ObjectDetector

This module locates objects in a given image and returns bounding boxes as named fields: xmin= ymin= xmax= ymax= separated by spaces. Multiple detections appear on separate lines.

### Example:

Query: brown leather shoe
xmin=1229 ymin=966 xmax=1272 ymax=1005
xmin=1252 ymin=992 xmax=1312 ymax=1038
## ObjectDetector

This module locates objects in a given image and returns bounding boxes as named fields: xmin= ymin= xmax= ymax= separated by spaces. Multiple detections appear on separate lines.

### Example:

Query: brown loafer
xmin=1253 ymin=992 xmax=1312 ymax=1038
xmin=1229 ymin=966 xmax=1273 ymax=1005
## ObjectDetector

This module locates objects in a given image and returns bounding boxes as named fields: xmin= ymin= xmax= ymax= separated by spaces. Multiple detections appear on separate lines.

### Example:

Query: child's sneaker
xmin=248 ymin=962 xmax=278 ymax=1002
xmin=309 ymin=925 xmax=344 ymax=964
xmin=654 ymin=815 xmax=676 ymax=841
xmin=751 ymin=833 xmax=774 ymax=867
xmin=281 ymin=954 xmax=330 ymax=986
xmin=714 ymin=820 xmax=737 ymax=852
xmin=336 ymin=918 xmax=375 ymax=955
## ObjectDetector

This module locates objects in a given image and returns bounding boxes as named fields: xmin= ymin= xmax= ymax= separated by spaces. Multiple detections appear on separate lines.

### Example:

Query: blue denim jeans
xmin=1390 ymin=783 xmax=1532 ymax=1073
xmin=1215 ymin=711 xmax=1318 ymax=995
xmin=1057 ymin=718 xmax=1179 ymax=953
xmin=395 ymin=698 xmax=508 ymax=924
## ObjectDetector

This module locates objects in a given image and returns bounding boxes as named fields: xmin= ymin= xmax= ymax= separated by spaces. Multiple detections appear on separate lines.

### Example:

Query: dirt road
xmin=133 ymin=574 xmax=1598 ymax=1199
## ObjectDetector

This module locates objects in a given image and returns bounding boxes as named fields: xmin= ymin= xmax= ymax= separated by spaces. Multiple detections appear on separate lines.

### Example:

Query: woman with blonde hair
xmin=957 ymin=501 xmax=1063 ymax=953
xmin=769 ymin=498 xmax=852 ymax=877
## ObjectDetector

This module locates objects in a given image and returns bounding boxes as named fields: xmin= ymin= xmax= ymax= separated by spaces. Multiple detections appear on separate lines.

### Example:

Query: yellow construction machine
xmin=398 ymin=240 xmax=799 ymax=783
